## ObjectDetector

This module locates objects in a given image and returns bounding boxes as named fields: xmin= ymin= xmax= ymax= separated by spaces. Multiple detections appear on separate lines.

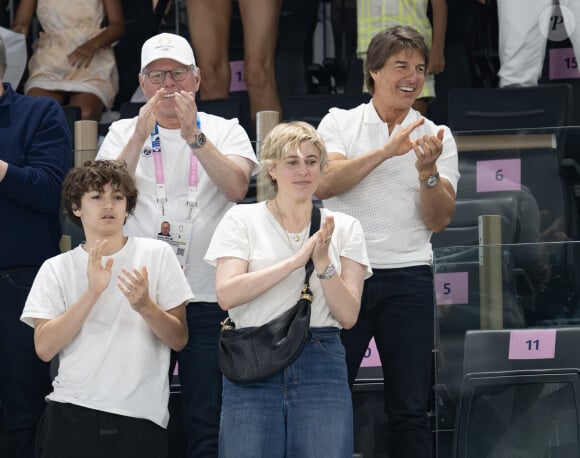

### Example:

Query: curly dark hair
xmin=62 ymin=160 xmax=138 ymax=228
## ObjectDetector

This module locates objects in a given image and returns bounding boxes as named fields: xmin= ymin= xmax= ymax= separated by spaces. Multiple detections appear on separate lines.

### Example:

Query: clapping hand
xmin=174 ymin=90 xmax=199 ymax=144
xmin=118 ymin=266 xmax=151 ymax=311
xmin=135 ymin=88 xmax=163 ymax=139
xmin=87 ymin=239 xmax=114 ymax=295
xmin=414 ymin=128 xmax=444 ymax=173
xmin=385 ymin=118 xmax=426 ymax=158
xmin=312 ymin=215 xmax=335 ymax=264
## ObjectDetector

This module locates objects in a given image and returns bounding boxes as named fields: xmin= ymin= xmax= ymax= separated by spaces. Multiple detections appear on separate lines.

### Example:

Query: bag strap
xmin=304 ymin=205 xmax=321 ymax=286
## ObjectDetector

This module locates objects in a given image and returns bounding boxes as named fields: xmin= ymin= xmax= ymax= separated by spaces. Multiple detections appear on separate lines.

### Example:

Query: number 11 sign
xmin=508 ymin=329 xmax=557 ymax=360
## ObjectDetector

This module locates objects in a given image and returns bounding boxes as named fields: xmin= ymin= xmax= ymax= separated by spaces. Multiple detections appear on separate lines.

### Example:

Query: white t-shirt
xmin=97 ymin=112 xmax=258 ymax=302
xmin=317 ymin=103 xmax=460 ymax=268
xmin=21 ymin=237 xmax=194 ymax=428
xmin=204 ymin=202 xmax=372 ymax=329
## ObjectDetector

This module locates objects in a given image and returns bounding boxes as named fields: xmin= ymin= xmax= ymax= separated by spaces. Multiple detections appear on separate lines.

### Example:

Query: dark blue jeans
xmin=341 ymin=265 xmax=435 ymax=458
xmin=176 ymin=302 xmax=227 ymax=458
xmin=0 ymin=267 xmax=51 ymax=458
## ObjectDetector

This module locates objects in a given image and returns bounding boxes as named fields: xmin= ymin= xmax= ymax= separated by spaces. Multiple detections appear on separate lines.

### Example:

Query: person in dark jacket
xmin=0 ymin=34 xmax=72 ymax=458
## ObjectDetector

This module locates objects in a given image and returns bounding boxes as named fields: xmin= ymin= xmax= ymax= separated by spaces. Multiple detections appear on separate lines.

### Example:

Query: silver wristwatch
xmin=420 ymin=171 xmax=439 ymax=188
xmin=316 ymin=264 xmax=336 ymax=280
xmin=188 ymin=130 xmax=207 ymax=149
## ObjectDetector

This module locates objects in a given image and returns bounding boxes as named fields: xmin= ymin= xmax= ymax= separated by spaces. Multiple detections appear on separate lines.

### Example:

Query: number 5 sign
xmin=434 ymin=272 xmax=469 ymax=305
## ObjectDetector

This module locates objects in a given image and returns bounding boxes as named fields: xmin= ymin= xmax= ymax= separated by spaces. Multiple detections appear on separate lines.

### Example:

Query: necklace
xmin=272 ymin=198 xmax=311 ymax=248
xmin=288 ymin=225 xmax=309 ymax=242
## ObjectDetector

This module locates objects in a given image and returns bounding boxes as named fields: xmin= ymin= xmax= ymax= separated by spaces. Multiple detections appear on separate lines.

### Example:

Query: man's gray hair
xmin=0 ymin=35 xmax=6 ymax=79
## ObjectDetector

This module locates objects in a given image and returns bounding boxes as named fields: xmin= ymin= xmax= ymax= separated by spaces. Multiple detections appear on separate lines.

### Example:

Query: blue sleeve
xmin=0 ymin=98 xmax=72 ymax=212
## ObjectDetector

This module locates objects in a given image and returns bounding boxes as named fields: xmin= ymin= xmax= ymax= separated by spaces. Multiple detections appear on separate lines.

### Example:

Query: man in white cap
xmin=97 ymin=32 xmax=258 ymax=458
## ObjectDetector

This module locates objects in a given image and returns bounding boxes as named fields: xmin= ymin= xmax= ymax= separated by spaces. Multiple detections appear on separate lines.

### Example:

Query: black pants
xmin=341 ymin=266 xmax=435 ymax=458
xmin=36 ymin=402 xmax=168 ymax=458
xmin=0 ymin=267 xmax=51 ymax=458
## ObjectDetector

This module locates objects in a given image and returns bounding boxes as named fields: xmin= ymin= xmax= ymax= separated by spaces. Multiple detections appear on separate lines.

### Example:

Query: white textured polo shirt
xmin=317 ymin=102 xmax=459 ymax=268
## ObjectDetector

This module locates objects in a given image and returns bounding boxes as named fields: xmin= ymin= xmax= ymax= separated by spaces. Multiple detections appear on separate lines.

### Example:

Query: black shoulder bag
xmin=218 ymin=205 xmax=321 ymax=384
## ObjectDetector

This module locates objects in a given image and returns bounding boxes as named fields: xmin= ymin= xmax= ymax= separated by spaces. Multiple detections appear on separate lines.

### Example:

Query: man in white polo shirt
xmin=316 ymin=25 xmax=459 ymax=458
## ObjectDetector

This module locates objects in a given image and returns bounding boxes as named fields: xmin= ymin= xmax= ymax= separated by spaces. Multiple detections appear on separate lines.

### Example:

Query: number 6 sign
xmin=476 ymin=159 xmax=521 ymax=192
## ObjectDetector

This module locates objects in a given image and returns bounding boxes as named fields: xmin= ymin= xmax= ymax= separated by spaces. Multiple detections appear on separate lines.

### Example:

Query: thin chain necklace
xmin=272 ymin=198 xmax=311 ymax=246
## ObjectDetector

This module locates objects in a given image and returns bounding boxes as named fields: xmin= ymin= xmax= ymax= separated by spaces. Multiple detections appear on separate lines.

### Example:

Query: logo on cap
xmin=155 ymin=35 xmax=176 ymax=53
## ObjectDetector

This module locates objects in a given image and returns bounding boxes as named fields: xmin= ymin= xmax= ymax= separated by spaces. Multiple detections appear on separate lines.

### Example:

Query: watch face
xmin=423 ymin=172 xmax=439 ymax=187
xmin=190 ymin=131 xmax=206 ymax=148
xmin=196 ymin=132 xmax=206 ymax=147
xmin=318 ymin=264 xmax=336 ymax=279
xmin=326 ymin=264 xmax=336 ymax=277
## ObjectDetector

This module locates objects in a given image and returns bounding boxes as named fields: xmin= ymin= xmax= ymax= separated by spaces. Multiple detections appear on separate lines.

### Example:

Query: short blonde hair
xmin=259 ymin=121 xmax=328 ymax=189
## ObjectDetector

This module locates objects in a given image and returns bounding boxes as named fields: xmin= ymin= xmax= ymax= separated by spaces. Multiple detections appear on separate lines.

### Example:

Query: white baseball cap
xmin=141 ymin=33 xmax=196 ymax=72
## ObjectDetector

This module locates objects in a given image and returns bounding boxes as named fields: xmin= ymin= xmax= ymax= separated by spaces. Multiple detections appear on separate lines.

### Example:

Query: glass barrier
xmin=447 ymin=125 xmax=580 ymax=245
xmin=433 ymin=241 xmax=580 ymax=458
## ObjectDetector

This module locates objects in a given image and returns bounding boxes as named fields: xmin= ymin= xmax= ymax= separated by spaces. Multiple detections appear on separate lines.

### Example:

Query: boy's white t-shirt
xmin=21 ymin=237 xmax=194 ymax=428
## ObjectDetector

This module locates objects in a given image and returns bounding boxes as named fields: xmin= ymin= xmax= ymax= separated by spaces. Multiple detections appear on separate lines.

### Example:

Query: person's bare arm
xmin=10 ymin=0 xmax=36 ymax=35
xmin=68 ymin=0 xmax=125 ymax=68
xmin=175 ymin=90 xmax=253 ymax=202
xmin=419 ymin=177 xmax=455 ymax=232
xmin=316 ymin=117 xmax=426 ymax=199
xmin=215 ymin=237 xmax=316 ymax=310
xmin=33 ymin=240 xmax=114 ymax=361
xmin=116 ymin=89 xmax=162 ymax=175
xmin=187 ymin=141 xmax=252 ymax=203
xmin=117 ymin=266 xmax=189 ymax=351
xmin=0 ymin=160 xmax=7 ymax=181
xmin=414 ymin=129 xmax=456 ymax=232
xmin=428 ymin=0 xmax=447 ymax=75
xmin=310 ymin=216 xmax=366 ymax=329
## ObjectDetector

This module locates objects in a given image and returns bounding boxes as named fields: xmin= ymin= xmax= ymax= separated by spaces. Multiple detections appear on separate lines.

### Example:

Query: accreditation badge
xmin=155 ymin=217 xmax=193 ymax=271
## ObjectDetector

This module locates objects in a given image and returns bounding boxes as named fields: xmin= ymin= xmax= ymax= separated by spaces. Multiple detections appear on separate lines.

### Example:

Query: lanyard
xmin=150 ymin=118 xmax=201 ymax=219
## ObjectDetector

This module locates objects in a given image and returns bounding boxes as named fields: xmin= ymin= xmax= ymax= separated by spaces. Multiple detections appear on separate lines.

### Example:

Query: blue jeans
xmin=177 ymin=302 xmax=227 ymax=458
xmin=0 ymin=267 xmax=51 ymax=458
xmin=219 ymin=328 xmax=353 ymax=458
xmin=341 ymin=265 xmax=435 ymax=458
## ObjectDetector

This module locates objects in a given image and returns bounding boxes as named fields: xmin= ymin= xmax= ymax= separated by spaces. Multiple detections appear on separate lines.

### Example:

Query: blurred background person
xmin=11 ymin=0 xmax=124 ymax=121
xmin=0 ymin=34 xmax=72 ymax=458
xmin=186 ymin=0 xmax=283 ymax=127
xmin=357 ymin=0 xmax=447 ymax=115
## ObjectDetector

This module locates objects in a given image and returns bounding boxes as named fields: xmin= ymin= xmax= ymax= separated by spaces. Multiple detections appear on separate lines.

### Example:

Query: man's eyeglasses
xmin=142 ymin=67 xmax=193 ymax=84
